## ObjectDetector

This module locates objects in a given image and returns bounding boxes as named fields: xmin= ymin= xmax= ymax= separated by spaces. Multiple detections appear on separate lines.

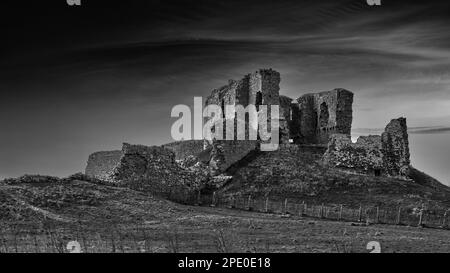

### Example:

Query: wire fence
xmin=192 ymin=192 xmax=449 ymax=230
xmin=0 ymin=190 xmax=448 ymax=253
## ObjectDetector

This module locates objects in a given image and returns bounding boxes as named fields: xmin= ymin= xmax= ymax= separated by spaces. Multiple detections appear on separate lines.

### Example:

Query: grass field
xmin=1 ymin=168 xmax=449 ymax=253
xmin=1 ymin=196 xmax=449 ymax=253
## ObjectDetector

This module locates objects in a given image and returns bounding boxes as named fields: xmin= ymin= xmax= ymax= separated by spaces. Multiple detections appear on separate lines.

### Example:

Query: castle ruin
xmin=324 ymin=117 xmax=410 ymax=177
xmin=85 ymin=68 xmax=411 ymax=187
xmin=204 ymin=69 xmax=354 ymax=146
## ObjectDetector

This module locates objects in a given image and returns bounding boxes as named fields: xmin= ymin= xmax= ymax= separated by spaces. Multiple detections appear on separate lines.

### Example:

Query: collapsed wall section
xmin=85 ymin=143 xmax=209 ymax=190
xmin=112 ymin=143 xmax=177 ymax=186
xmin=162 ymin=140 xmax=204 ymax=160
xmin=324 ymin=134 xmax=384 ymax=175
xmin=324 ymin=117 xmax=411 ymax=178
xmin=85 ymin=150 xmax=122 ymax=181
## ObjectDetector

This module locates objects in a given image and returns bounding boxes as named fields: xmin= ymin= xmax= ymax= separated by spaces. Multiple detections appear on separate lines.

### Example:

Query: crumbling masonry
xmin=85 ymin=68 xmax=412 ymax=188
xmin=323 ymin=117 xmax=410 ymax=177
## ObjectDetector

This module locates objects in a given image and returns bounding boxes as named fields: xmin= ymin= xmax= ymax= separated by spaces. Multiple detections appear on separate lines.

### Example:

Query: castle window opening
xmin=319 ymin=102 xmax=329 ymax=129
xmin=256 ymin=91 xmax=263 ymax=110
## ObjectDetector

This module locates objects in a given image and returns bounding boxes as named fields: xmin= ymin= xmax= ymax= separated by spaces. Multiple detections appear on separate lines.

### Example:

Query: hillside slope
xmin=0 ymin=175 xmax=186 ymax=225
xmin=217 ymin=145 xmax=450 ymax=210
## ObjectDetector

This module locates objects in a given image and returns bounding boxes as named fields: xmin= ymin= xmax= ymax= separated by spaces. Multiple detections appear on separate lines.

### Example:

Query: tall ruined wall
xmin=292 ymin=88 xmax=353 ymax=145
xmin=279 ymin=95 xmax=293 ymax=143
xmin=335 ymin=89 xmax=354 ymax=136
xmin=85 ymin=150 xmax=122 ymax=181
xmin=297 ymin=94 xmax=317 ymax=144
xmin=205 ymin=69 xmax=283 ymax=139
xmin=162 ymin=140 xmax=204 ymax=160
xmin=324 ymin=118 xmax=410 ymax=178
xmin=205 ymin=77 xmax=250 ymax=113
xmin=382 ymin=118 xmax=410 ymax=176
xmin=205 ymin=69 xmax=281 ymax=109
xmin=249 ymin=69 xmax=280 ymax=107
xmin=279 ymin=95 xmax=293 ymax=121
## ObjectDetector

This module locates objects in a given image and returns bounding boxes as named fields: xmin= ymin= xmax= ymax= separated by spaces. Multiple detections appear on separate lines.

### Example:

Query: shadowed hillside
xmin=217 ymin=145 xmax=450 ymax=210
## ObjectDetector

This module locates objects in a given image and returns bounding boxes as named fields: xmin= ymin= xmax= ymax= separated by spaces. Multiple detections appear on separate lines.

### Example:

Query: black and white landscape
xmin=0 ymin=0 xmax=449 ymax=254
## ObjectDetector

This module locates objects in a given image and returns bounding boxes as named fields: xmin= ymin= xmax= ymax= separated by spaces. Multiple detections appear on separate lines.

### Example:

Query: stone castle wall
xmin=203 ymin=69 xmax=283 ymax=175
xmin=85 ymin=68 xmax=412 ymax=187
xmin=382 ymin=118 xmax=410 ymax=176
xmin=85 ymin=143 xmax=208 ymax=190
xmin=162 ymin=140 xmax=204 ymax=160
xmin=324 ymin=118 xmax=410 ymax=178
xmin=112 ymin=143 xmax=177 ymax=185
xmin=290 ymin=89 xmax=353 ymax=145
xmin=85 ymin=150 xmax=122 ymax=181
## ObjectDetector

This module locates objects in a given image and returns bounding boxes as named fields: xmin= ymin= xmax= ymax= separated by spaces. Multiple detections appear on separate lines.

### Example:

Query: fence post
xmin=418 ymin=205 xmax=424 ymax=227
xmin=196 ymin=190 xmax=201 ymax=206
xmin=320 ymin=203 xmax=324 ymax=218
xmin=247 ymin=195 xmax=252 ymax=211
xmin=358 ymin=205 xmax=363 ymax=222
xmin=227 ymin=196 xmax=233 ymax=209
xmin=299 ymin=201 xmax=304 ymax=216
xmin=265 ymin=197 xmax=269 ymax=213
xmin=396 ymin=207 xmax=402 ymax=225
xmin=211 ymin=192 xmax=216 ymax=207
xmin=442 ymin=211 xmax=448 ymax=228
xmin=375 ymin=207 xmax=380 ymax=224
xmin=338 ymin=204 xmax=343 ymax=221
xmin=183 ymin=189 xmax=189 ymax=204
xmin=304 ymin=202 xmax=307 ymax=216
xmin=284 ymin=199 xmax=288 ymax=215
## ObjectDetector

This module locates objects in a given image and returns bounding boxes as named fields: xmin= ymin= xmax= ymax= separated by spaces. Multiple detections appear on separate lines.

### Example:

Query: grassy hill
xmin=216 ymin=145 xmax=450 ymax=211
xmin=0 ymin=145 xmax=449 ymax=253
xmin=0 ymin=175 xmax=449 ymax=253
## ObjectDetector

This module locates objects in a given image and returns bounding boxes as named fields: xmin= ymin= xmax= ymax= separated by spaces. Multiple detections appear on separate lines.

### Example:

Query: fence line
xmin=195 ymin=192 xmax=449 ymax=230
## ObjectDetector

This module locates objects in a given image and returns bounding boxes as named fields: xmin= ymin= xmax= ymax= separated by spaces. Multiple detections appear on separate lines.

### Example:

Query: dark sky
xmin=1 ymin=0 xmax=449 ymax=183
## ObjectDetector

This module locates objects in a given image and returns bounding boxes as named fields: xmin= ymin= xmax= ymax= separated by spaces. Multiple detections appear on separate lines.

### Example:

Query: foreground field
xmin=1 ymin=176 xmax=449 ymax=253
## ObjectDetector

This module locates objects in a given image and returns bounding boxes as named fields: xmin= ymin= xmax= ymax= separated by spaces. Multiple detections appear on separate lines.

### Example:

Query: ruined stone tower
xmin=205 ymin=69 xmax=281 ymax=112
xmin=204 ymin=70 xmax=354 ymax=147
xmin=287 ymin=89 xmax=354 ymax=145
xmin=85 ymin=68 xmax=412 ymax=184
xmin=382 ymin=118 xmax=410 ymax=176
